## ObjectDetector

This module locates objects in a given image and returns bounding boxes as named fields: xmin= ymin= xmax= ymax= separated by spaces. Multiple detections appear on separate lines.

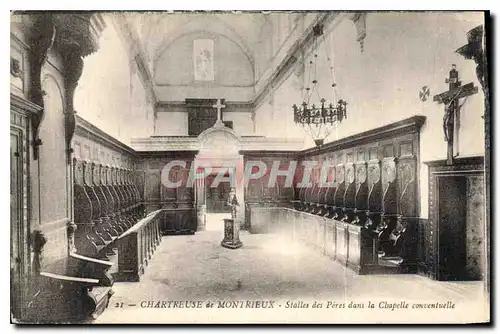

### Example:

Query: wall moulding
xmin=130 ymin=135 xmax=304 ymax=153
xmin=300 ymin=116 xmax=426 ymax=158
xmin=74 ymin=115 xmax=137 ymax=159
xmin=423 ymin=156 xmax=485 ymax=171
xmin=155 ymin=100 xmax=254 ymax=113
xmin=11 ymin=93 xmax=43 ymax=117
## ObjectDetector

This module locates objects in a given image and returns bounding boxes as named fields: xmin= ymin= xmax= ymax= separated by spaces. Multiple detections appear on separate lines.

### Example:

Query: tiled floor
xmin=96 ymin=228 xmax=489 ymax=324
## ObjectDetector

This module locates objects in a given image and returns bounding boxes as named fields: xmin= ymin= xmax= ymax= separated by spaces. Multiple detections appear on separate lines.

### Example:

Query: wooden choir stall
xmin=249 ymin=116 xmax=425 ymax=275
xmin=33 ymin=158 xmax=163 ymax=321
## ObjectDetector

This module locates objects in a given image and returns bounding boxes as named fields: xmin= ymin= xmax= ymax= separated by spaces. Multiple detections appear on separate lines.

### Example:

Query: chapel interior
xmin=10 ymin=11 xmax=490 ymax=323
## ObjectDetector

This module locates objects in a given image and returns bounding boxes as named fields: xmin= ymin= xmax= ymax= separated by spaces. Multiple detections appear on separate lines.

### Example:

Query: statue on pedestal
xmin=221 ymin=188 xmax=243 ymax=249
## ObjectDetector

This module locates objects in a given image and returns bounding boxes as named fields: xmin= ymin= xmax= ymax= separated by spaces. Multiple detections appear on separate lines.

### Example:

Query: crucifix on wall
xmin=212 ymin=98 xmax=226 ymax=127
xmin=186 ymin=98 xmax=231 ymax=136
xmin=433 ymin=65 xmax=478 ymax=165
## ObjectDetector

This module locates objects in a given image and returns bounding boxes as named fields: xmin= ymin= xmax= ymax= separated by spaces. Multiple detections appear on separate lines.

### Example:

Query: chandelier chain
xmin=292 ymin=24 xmax=348 ymax=147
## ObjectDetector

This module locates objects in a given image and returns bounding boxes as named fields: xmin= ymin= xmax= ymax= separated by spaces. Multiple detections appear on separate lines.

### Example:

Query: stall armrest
xmin=69 ymin=252 xmax=114 ymax=267
xmin=39 ymin=271 xmax=100 ymax=286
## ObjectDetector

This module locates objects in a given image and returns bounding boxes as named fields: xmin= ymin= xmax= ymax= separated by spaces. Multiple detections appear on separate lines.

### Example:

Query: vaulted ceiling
xmin=135 ymin=12 xmax=270 ymax=60
xmin=119 ymin=12 xmax=275 ymax=74
xmin=105 ymin=12 xmax=352 ymax=104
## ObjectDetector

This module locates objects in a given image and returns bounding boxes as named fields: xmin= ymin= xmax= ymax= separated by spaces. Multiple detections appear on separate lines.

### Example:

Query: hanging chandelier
xmin=293 ymin=24 xmax=347 ymax=147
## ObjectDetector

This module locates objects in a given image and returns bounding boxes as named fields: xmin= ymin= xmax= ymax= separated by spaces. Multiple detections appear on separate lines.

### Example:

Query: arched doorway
xmin=194 ymin=122 xmax=244 ymax=231
xmin=205 ymin=171 xmax=232 ymax=213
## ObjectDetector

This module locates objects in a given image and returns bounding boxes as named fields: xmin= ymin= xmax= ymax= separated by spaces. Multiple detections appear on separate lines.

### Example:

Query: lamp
xmin=293 ymin=24 xmax=347 ymax=147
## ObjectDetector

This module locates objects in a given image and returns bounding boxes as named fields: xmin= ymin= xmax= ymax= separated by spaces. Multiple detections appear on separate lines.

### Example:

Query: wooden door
xmin=437 ymin=176 xmax=467 ymax=281
xmin=205 ymin=175 xmax=231 ymax=213
xmin=10 ymin=130 xmax=26 ymax=319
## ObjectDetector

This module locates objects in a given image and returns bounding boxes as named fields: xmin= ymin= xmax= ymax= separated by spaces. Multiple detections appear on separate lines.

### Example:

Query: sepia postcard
xmin=9 ymin=9 xmax=490 ymax=324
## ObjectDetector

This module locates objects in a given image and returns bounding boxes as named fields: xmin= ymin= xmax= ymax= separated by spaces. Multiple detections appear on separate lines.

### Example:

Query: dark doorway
xmin=11 ymin=130 xmax=27 ymax=320
xmin=437 ymin=176 xmax=467 ymax=281
xmin=205 ymin=174 xmax=231 ymax=213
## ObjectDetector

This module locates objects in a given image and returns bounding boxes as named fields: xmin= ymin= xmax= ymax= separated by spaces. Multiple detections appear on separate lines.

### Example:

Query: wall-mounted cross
xmin=433 ymin=65 xmax=478 ymax=165
xmin=212 ymin=99 xmax=226 ymax=126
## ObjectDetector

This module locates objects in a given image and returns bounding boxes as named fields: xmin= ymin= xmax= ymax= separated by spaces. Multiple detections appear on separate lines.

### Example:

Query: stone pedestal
xmin=221 ymin=218 xmax=242 ymax=249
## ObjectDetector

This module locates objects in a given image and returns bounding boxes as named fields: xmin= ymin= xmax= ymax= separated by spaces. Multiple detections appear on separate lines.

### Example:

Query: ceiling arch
xmin=147 ymin=14 xmax=262 ymax=69
xmin=154 ymin=30 xmax=255 ymax=87
xmin=153 ymin=30 xmax=255 ymax=79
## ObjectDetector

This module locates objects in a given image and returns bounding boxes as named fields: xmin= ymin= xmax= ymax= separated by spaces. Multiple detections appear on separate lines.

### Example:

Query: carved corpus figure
xmin=433 ymin=65 xmax=478 ymax=165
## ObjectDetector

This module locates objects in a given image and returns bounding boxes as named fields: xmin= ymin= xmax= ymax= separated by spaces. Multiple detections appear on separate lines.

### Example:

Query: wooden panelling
xmin=73 ymin=115 xmax=136 ymax=168
xmin=243 ymin=153 xmax=296 ymax=229
xmin=249 ymin=207 xmax=385 ymax=275
xmin=243 ymin=153 xmax=296 ymax=203
xmin=140 ymin=153 xmax=197 ymax=234
xmin=266 ymin=117 xmax=426 ymax=275
xmin=300 ymin=116 xmax=425 ymax=158
xmin=161 ymin=209 xmax=197 ymax=235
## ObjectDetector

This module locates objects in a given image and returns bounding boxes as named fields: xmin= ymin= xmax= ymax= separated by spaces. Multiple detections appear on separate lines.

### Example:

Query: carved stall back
xmin=342 ymin=162 xmax=356 ymax=222
xmin=125 ymin=168 xmax=138 ymax=216
xmin=134 ymin=168 xmax=146 ymax=214
xmin=366 ymin=159 xmax=382 ymax=229
xmin=354 ymin=161 xmax=368 ymax=225
xmin=101 ymin=165 xmax=124 ymax=235
xmin=92 ymin=163 xmax=114 ymax=244
xmin=117 ymin=168 xmax=129 ymax=211
xmin=323 ymin=162 xmax=337 ymax=218
xmin=304 ymin=182 xmax=317 ymax=212
xmin=296 ymin=186 xmax=307 ymax=210
xmin=101 ymin=165 xmax=115 ymax=221
xmin=312 ymin=156 xmax=329 ymax=215
xmin=332 ymin=164 xmax=345 ymax=219
xmin=73 ymin=158 xmax=95 ymax=256
xmin=126 ymin=168 xmax=139 ymax=215
xmin=127 ymin=169 xmax=139 ymax=213
xmin=378 ymin=157 xmax=398 ymax=241
xmin=398 ymin=158 xmax=417 ymax=218
xmin=381 ymin=157 xmax=398 ymax=217
xmin=93 ymin=162 xmax=110 ymax=220
xmin=83 ymin=160 xmax=101 ymax=224
xmin=97 ymin=163 xmax=121 ymax=239
xmin=284 ymin=116 xmax=425 ymax=274
xmin=105 ymin=165 xmax=121 ymax=228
